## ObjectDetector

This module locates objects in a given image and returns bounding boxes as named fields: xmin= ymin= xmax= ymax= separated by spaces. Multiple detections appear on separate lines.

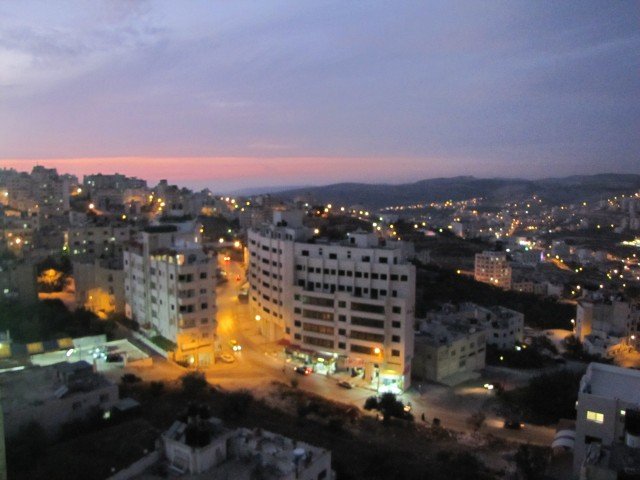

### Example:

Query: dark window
xmin=392 ymin=335 xmax=400 ymax=342
xmin=392 ymin=349 xmax=400 ymax=357
xmin=351 ymin=316 xmax=384 ymax=329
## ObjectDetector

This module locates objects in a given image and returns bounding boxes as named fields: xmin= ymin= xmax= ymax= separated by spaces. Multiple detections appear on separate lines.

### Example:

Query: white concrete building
xmin=574 ymin=363 xmax=640 ymax=478
xmin=112 ymin=414 xmax=334 ymax=480
xmin=124 ymin=220 xmax=217 ymax=366
xmin=474 ymin=251 xmax=512 ymax=290
xmin=576 ymin=294 xmax=639 ymax=357
xmin=413 ymin=321 xmax=486 ymax=385
xmin=247 ymin=209 xmax=416 ymax=392
xmin=426 ymin=303 xmax=524 ymax=349
xmin=66 ymin=222 xmax=131 ymax=258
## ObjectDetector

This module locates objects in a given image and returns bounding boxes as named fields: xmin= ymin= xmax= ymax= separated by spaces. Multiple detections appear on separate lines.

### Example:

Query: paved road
xmin=120 ymin=256 xmax=556 ymax=446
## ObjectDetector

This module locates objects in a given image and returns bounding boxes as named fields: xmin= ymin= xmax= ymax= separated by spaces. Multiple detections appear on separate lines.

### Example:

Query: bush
xmin=181 ymin=372 xmax=208 ymax=396
xmin=466 ymin=411 xmax=486 ymax=431
xmin=121 ymin=373 xmax=142 ymax=384
xmin=515 ymin=444 xmax=549 ymax=480
xmin=221 ymin=390 xmax=253 ymax=419
xmin=149 ymin=381 xmax=165 ymax=396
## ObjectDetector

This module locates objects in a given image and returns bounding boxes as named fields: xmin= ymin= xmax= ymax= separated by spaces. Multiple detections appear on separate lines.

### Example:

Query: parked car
xmin=294 ymin=365 xmax=312 ymax=375
xmin=337 ymin=380 xmax=353 ymax=389
xmin=504 ymin=418 xmax=525 ymax=430
xmin=219 ymin=353 xmax=235 ymax=363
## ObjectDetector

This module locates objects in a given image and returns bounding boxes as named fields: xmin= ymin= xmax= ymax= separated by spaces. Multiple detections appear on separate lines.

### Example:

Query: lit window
xmin=586 ymin=411 xmax=604 ymax=424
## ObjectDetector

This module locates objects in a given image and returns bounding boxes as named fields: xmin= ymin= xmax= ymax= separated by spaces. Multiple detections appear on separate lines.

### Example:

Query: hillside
xmin=269 ymin=174 xmax=640 ymax=208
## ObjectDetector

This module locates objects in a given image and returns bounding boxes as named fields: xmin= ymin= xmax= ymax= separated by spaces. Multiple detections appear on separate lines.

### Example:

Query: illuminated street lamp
xmin=255 ymin=315 xmax=261 ymax=322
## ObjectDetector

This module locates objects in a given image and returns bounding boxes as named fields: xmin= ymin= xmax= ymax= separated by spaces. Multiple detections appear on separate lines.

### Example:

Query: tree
xmin=514 ymin=444 xmax=549 ymax=480
xmin=221 ymin=390 xmax=253 ymax=419
xmin=363 ymin=393 xmax=412 ymax=424
xmin=180 ymin=372 xmax=208 ymax=397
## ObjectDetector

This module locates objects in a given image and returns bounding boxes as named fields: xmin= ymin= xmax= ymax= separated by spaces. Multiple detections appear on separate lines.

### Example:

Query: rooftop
xmin=0 ymin=361 xmax=113 ymax=413
xmin=580 ymin=362 xmax=640 ymax=404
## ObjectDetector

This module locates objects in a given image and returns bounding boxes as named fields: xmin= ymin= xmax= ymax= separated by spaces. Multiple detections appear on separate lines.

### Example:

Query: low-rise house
xmin=413 ymin=319 xmax=486 ymax=385
xmin=0 ymin=361 xmax=118 ymax=438
xmin=111 ymin=412 xmax=334 ymax=480
xmin=426 ymin=303 xmax=524 ymax=349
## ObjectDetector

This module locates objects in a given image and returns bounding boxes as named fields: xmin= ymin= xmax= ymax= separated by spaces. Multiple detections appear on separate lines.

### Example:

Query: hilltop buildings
xmin=247 ymin=209 xmax=416 ymax=392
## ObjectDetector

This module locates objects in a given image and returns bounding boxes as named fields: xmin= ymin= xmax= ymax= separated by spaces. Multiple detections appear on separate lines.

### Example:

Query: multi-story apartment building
xmin=576 ymin=293 xmax=639 ymax=357
xmin=247 ymin=209 xmax=415 ymax=392
xmin=66 ymin=222 xmax=131 ymax=258
xmin=574 ymin=363 xmax=640 ymax=478
xmin=73 ymin=257 xmax=125 ymax=317
xmin=123 ymin=220 xmax=217 ymax=366
xmin=474 ymin=251 xmax=512 ymax=289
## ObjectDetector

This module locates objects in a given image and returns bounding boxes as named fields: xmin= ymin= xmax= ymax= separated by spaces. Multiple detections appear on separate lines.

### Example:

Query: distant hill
xmin=268 ymin=174 xmax=640 ymax=208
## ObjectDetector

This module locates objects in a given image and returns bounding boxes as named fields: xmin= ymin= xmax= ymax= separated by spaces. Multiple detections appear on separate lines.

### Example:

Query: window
xmin=392 ymin=306 xmax=401 ymax=314
xmin=586 ymin=411 xmax=604 ymax=424
xmin=351 ymin=316 xmax=384 ymax=329
xmin=301 ymin=250 xmax=309 ymax=257
xmin=303 ymin=336 xmax=334 ymax=348
xmin=350 ymin=330 xmax=385 ymax=342
xmin=351 ymin=302 xmax=385 ymax=314
xmin=199 ymin=272 xmax=207 ymax=279
xmin=379 ymin=257 xmax=388 ymax=264
xmin=392 ymin=321 xmax=401 ymax=328
xmin=338 ymin=301 xmax=346 ymax=308
xmin=391 ymin=349 xmax=400 ymax=357
xmin=392 ymin=335 xmax=400 ymax=342
xmin=303 ymin=323 xmax=334 ymax=335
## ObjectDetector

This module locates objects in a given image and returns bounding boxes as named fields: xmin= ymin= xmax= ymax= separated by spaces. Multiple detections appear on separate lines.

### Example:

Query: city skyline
xmin=1 ymin=1 xmax=638 ymax=191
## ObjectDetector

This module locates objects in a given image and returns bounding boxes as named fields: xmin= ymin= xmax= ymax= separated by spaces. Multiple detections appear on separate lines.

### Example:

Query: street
xmin=117 ymin=256 xmax=556 ymax=446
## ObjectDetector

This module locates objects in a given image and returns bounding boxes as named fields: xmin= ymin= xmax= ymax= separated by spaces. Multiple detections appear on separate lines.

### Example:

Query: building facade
xmin=247 ymin=209 xmax=415 ymax=392
xmin=124 ymin=221 xmax=217 ymax=366
xmin=574 ymin=363 xmax=640 ymax=478
xmin=474 ymin=251 xmax=512 ymax=290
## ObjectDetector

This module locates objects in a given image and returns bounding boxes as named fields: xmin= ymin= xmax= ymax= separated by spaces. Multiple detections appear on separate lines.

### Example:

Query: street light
xmin=255 ymin=315 xmax=261 ymax=322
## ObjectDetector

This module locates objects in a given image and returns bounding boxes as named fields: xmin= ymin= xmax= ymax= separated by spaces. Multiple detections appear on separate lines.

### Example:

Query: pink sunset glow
xmin=0 ymin=156 xmax=470 ymax=191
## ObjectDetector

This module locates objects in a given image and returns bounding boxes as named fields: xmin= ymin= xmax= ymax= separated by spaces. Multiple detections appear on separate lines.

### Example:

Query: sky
xmin=0 ymin=1 xmax=638 ymax=192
